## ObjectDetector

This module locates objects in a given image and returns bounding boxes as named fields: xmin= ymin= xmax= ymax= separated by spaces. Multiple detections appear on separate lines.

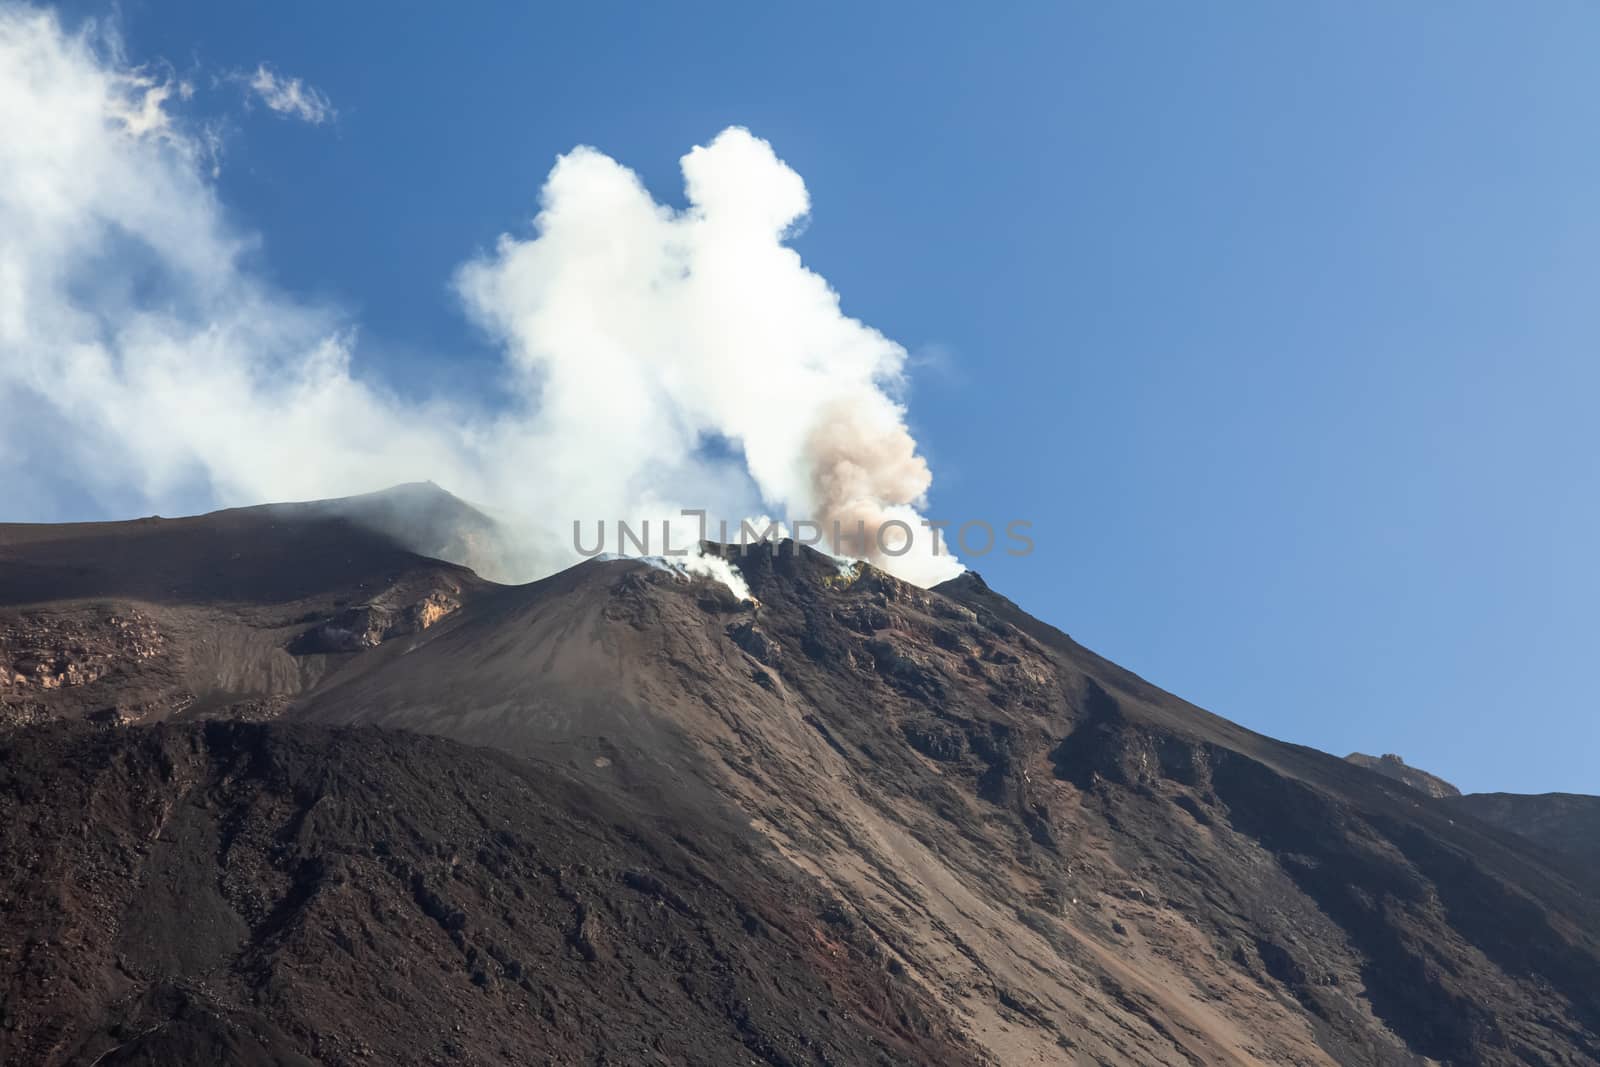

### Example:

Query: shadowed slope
xmin=1444 ymin=792 xmax=1600 ymax=875
xmin=0 ymin=720 xmax=977 ymax=1067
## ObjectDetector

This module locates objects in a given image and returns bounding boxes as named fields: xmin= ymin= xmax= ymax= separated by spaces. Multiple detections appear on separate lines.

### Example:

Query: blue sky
xmin=32 ymin=2 xmax=1600 ymax=793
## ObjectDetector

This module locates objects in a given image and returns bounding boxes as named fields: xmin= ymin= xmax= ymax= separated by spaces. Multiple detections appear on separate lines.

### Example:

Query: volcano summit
xmin=1 ymin=484 xmax=1597 ymax=1066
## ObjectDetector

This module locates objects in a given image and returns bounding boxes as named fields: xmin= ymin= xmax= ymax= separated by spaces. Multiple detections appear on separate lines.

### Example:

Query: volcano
xmin=2 ymin=485 xmax=1597 ymax=1066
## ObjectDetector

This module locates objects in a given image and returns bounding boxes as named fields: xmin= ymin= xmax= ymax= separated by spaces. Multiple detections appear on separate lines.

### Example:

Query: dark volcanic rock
xmin=2 ymin=505 xmax=1599 ymax=1066
xmin=0 ymin=721 xmax=976 ymax=1067
xmin=289 ymin=585 xmax=461 ymax=654
xmin=1444 ymin=791 xmax=1600 ymax=874
xmin=0 ymin=486 xmax=490 ymax=729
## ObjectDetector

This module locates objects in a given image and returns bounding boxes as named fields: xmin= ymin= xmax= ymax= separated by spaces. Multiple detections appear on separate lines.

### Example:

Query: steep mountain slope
xmin=1443 ymin=793 xmax=1600 ymax=874
xmin=2 ymin=491 xmax=1599 ymax=1066
xmin=1335 ymin=756 xmax=1600 ymax=877
xmin=294 ymin=542 xmax=1600 ymax=1065
xmin=0 ymin=720 xmax=973 ymax=1066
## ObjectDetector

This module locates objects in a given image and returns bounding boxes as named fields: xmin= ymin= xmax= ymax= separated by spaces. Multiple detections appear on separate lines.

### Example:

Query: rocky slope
xmin=1443 ymin=792 xmax=1600 ymax=875
xmin=1341 ymin=755 xmax=1600 ymax=876
xmin=0 ymin=485 xmax=487 ymax=727
xmin=2 ymin=487 xmax=1598 ymax=1066
xmin=0 ymin=721 xmax=971 ymax=1066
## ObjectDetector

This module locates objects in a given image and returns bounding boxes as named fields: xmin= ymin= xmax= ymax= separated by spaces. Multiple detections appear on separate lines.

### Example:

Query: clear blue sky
xmin=54 ymin=1 xmax=1600 ymax=794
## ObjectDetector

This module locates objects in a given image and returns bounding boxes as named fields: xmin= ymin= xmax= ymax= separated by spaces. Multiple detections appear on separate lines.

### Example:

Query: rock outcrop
xmin=1346 ymin=751 xmax=1462 ymax=798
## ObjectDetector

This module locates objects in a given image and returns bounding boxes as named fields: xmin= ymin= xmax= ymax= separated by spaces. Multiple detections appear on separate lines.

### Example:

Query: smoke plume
xmin=0 ymin=6 xmax=963 ymax=586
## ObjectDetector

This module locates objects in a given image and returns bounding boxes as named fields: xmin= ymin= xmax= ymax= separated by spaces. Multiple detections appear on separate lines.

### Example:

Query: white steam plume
xmin=0 ymin=6 xmax=963 ymax=587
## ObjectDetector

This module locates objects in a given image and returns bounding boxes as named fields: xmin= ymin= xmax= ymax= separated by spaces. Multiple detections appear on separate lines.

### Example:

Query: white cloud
xmin=0 ymin=5 xmax=962 ymax=587
xmin=242 ymin=63 xmax=334 ymax=125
